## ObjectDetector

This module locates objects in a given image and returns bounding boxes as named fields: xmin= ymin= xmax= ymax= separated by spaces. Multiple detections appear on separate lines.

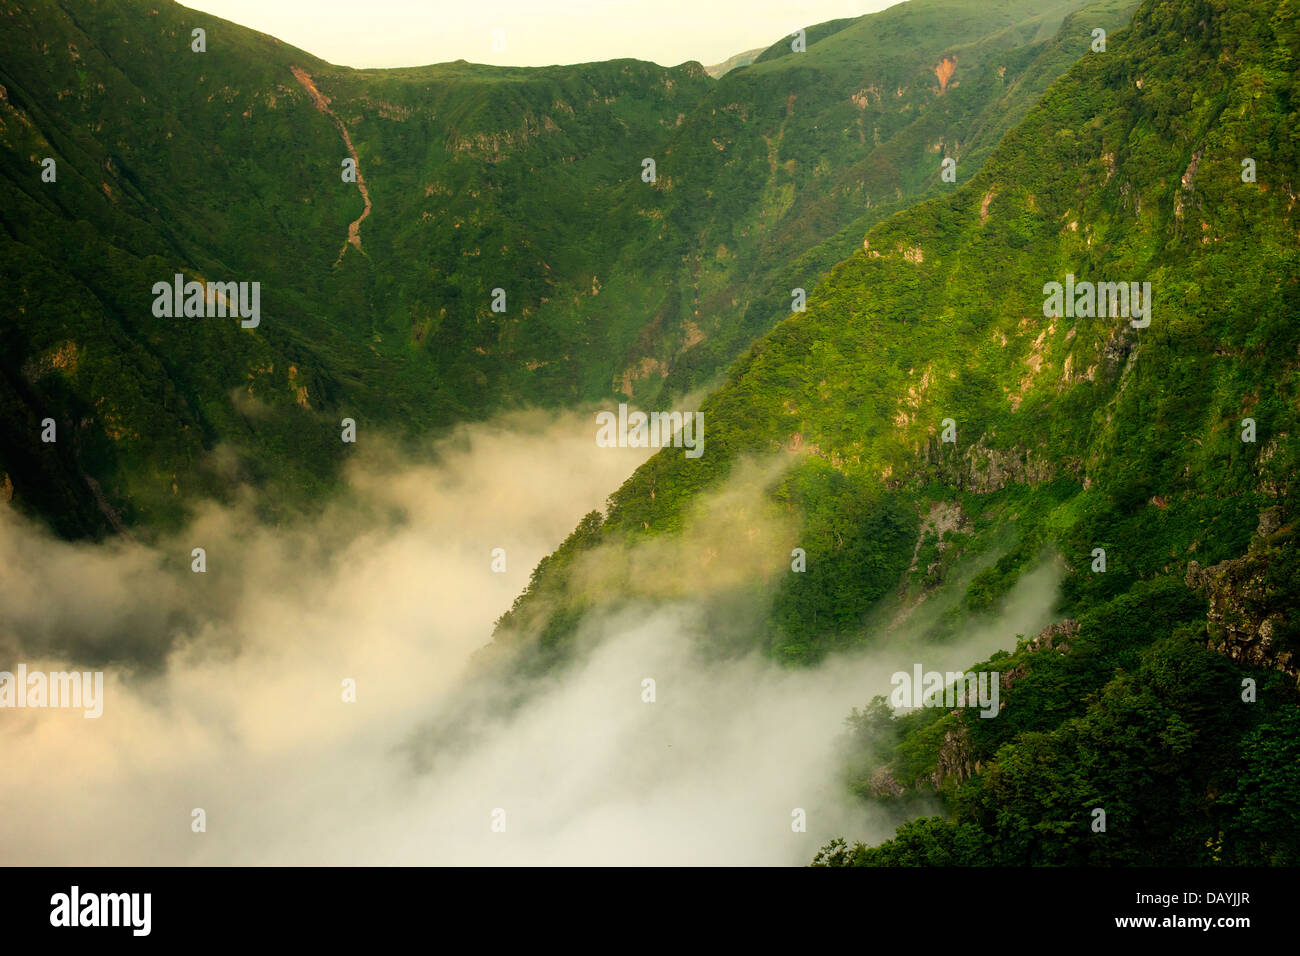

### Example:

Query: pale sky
xmin=182 ymin=0 xmax=899 ymax=69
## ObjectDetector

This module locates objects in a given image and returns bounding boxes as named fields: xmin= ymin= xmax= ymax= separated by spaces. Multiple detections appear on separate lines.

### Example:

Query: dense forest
xmin=1 ymin=0 xmax=1296 ymax=867
xmin=491 ymin=0 xmax=1300 ymax=865
xmin=1 ymin=0 xmax=1134 ymax=534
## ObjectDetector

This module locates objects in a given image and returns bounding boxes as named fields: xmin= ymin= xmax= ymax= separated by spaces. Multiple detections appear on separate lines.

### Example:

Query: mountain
xmin=703 ymin=47 xmax=764 ymax=79
xmin=1 ymin=0 xmax=1134 ymax=537
xmin=0 ymin=0 xmax=711 ymax=534
xmin=492 ymin=0 xmax=1300 ymax=865
xmin=628 ymin=0 xmax=1141 ymax=402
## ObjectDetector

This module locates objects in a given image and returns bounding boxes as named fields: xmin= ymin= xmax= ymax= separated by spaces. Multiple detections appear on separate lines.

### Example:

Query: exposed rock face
xmin=1027 ymin=618 xmax=1078 ymax=653
xmin=1001 ymin=619 xmax=1078 ymax=692
xmin=1185 ymin=508 xmax=1296 ymax=680
xmin=1174 ymin=148 xmax=1203 ymax=221
xmin=905 ymin=501 xmax=971 ymax=576
xmin=1254 ymin=505 xmax=1283 ymax=541
xmin=920 ymin=437 xmax=1055 ymax=493
xmin=962 ymin=440 xmax=1055 ymax=493
xmin=869 ymin=766 xmax=906 ymax=797
xmin=1186 ymin=571 xmax=1292 ymax=676
xmin=934 ymin=56 xmax=957 ymax=94
xmin=932 ymin=723 xmax=976 ymax=786
xmin=1100 ymin=322 xmax=1137 ymax=377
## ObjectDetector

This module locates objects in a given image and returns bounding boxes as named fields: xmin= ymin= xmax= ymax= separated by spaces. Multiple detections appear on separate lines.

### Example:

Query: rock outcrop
xmin=1185 ymin=508 xmax=1297 ymax=680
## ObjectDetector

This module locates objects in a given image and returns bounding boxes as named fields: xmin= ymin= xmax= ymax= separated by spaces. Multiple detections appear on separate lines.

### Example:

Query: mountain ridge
xmin=487 ymin=0 xmax=1300 ymax=864
xmin=1 ymin=0 xmax=1134 ymax=536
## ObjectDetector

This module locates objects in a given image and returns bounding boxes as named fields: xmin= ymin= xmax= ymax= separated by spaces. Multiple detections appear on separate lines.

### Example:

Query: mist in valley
xmin=0 ymin=406 xmax=1062 ymax=865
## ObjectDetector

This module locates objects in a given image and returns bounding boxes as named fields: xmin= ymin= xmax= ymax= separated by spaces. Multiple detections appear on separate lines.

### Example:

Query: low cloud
xmin=0 ymin=407 xmax=1061 ymax=865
